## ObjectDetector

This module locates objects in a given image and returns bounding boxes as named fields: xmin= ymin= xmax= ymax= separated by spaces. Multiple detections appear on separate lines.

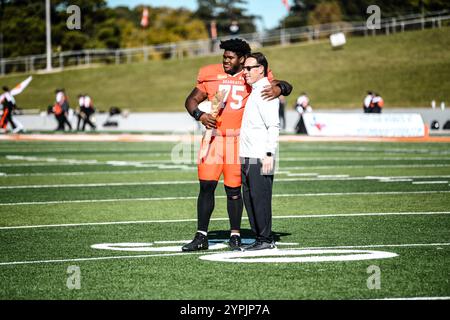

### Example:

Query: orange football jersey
xmin=196 ymin=63 xmax=273 ymax=133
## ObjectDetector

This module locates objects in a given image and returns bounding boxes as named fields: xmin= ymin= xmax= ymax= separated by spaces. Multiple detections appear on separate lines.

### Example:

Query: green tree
xmin=117 ymin=6 xmax=208 ymax=47
xmin=280 ymin=0 xmax=450 ymax=28
xmin=0 ymin=0 xmax=209 ymax=58
xmin=307 ymin=1 xmax=343 ymax=25
xmin=282 ymin=0 xmax=317 ymax=28
xmin=194 ymin=0 xmax=257 ymax=36
xmin=0 ymin=0 xmax=46 ymax=57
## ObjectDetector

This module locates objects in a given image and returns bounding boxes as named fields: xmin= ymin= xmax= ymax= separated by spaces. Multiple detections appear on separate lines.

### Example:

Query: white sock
xmin=230 ymin=232 xmax=240 ymax=237
xmin=197 ymin=230 xmax=207 ymax=236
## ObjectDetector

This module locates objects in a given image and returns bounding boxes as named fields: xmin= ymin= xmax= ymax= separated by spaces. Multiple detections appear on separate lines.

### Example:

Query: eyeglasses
xmin=243 ymin=65 xmax=261 ymax=71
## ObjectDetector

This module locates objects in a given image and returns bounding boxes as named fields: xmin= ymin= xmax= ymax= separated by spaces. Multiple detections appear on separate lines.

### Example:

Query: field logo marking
xmin=199 ymin=249 xmax=398 ymax=263
xmin=91 ymin=241 xmax=398 ymax=263
xmin=91 ymin=241 xmax=228 ymax=252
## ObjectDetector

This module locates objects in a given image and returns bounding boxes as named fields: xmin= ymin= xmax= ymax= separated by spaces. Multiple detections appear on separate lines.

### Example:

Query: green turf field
xmin=0 ymin=140 xmax=449 ymax=300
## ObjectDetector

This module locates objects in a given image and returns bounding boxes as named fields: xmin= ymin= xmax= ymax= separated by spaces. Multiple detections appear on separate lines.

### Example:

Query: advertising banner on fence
xmin=302 ymin=113 xmax=425 ymax=137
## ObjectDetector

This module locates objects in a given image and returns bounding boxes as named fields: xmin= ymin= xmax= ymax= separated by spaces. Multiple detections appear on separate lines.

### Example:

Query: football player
xmin=183 ymin=38 xmax=292 ymax=251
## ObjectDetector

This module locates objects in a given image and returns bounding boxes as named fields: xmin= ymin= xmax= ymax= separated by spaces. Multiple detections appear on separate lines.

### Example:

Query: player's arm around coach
xmin=239 ymin=52 xmax=283 ymax=249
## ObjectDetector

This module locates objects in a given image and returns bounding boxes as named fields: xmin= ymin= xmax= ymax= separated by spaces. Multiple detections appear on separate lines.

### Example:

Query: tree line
xmin=0 ymin=0 xmax=448 ymax=59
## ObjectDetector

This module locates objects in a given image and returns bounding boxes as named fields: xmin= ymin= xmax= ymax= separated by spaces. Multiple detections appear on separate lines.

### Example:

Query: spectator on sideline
xmin=363 ymin=91 xmax=373 ymax=113
xmin=294 ymin=92 xmax=312 ymax=133
xmin=76 ymin=94 xmax=85 ymax=131
xmin=278 ymin=95 xmax=286 ymax=131
xmin=53 ymin=89 xmax=72 ymax=131
xmin=371 ymin=93 xmax=384 ymax=113
xmin=81 ymin=94 xmax=96 ymax=131
xmin=0 ymin=86 xmax=23 ymax=133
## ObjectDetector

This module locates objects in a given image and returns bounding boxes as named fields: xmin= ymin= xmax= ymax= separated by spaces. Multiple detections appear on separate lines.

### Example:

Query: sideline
xmin=1 ymin=133 xmax=450 ymax=143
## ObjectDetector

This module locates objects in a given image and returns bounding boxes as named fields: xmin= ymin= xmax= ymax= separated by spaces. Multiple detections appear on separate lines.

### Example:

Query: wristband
xmin=192 ymin=108 xmax=205 ymax=121
xmin=276 ymin=82 xmax=292 ymax=96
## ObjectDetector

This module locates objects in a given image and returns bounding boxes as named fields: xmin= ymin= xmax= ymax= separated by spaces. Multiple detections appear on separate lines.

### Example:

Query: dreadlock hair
xmin=219 ymin=38 xmax=251 ymax=58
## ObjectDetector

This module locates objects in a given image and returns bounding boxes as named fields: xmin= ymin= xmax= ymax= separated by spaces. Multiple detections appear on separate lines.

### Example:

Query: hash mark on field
xmin=0 ymin=211 xmax=449 ymax=230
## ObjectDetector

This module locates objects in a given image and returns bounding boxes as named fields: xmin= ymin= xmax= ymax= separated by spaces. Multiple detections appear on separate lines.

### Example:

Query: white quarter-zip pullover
xmin=239 ymin=77 xmax=280 ymax=159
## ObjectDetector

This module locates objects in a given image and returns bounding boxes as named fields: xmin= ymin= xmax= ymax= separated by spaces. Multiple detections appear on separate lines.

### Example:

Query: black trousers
xmin=82 ymin=111 xmax=96 ymax=130
xmin=241 ymin=157 xmax=274 ymax=242
xmin=0 ymin=108 xmax=16 ymax=130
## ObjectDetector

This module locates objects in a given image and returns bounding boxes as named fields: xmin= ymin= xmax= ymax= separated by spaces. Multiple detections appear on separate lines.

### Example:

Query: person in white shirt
xmin=363 ymin=91 xmax=373 ymax=113
xmin=240 ymin=52 xmax=281 ymax=251
xmin=295 ymin=93 xmax=312 ymax=114
xmin=81 ymin=94 xmax=96 ymax=131
xmin=294 ymin=92 xmax=312 ymax=133
xmin=76 ymin=94 xmax=85 ymax=131
xmin=54 ymin=89 xmax=72 ymax=131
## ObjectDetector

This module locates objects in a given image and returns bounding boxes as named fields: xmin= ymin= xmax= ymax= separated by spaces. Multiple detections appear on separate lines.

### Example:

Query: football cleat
xmin=182 ymin=232 xmax=209 ymax=252
xmin=228 ymin=235 xmax=242 ymax=251
xmin=243 ymin=240 xmax=276 ymax=251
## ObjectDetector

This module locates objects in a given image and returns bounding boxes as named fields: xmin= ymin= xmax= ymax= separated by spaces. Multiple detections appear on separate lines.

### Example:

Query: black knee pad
xmin=224 ymin=185 xmax=242 ymax=200
xmin=199 ymin=180 xmax=218 ymax=194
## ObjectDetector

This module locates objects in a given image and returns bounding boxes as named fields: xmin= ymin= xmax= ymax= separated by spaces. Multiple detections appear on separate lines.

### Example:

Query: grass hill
xmin=2 ymin=27 xmax=449 ymax=112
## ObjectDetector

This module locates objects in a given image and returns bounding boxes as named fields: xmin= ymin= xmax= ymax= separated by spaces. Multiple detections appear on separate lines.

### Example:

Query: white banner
xmin=302 ymin=113 xmax=425 ymax=137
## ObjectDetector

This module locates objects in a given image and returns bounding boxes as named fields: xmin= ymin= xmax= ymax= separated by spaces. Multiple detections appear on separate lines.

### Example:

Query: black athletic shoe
xmin=243 ymin=240 xmax=276 ymax=251
xmin=182 ymin=232 xmax=209 ymax=252
xmin=228 ymin=235 xmax=242 ymax=251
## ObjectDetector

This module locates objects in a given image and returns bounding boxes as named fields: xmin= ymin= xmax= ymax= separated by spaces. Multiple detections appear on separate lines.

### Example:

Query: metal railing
xmin=1 ymin=10 xmax=449 ymax=76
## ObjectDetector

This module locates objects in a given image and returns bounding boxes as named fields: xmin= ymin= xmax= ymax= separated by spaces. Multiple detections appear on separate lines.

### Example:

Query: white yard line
xmin=2 ymin=157 xmax=449 ymax=167
xmin=0 ymin=180 xmax=200 ymax=189
xmin=2 ymin=175 xmax=450 ymax=189
xmin=0 ymin=170 xmax=196 ymax=177
xmin=282 ymin=164 xmax=450 ymax=170
xmin=1 ymin=190 xmax=450 ymax=206
xmin=0 ymin=242 xmax=448 ymax=267
xmin=1 ymin=211 xmax=449 ymax=230
xmin=293 ymin=242 xmax=450 ymax=250
xmin=412 ymin=181 xmax=448 ymax=185
xmin=374 ymin=297 xmax=450 ymax=300
xmin=282 ymin=146 xmax=450 ymax=154
xmin=280 ymin=157 xmax=450 ymax=161
xmin=1 ymin=164 xmax=450 ymax=178
xmin=0 ymin=251 xmax=207 ymax=266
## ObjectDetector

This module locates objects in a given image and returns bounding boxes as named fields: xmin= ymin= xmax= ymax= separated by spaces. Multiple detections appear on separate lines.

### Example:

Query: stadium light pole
xmin=0 ymin=0 xmax=4 ymax=73
xmin=45 ymin=0 xmax=52 ymax=72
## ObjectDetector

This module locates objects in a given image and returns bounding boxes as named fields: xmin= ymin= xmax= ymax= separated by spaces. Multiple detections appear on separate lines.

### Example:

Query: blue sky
xmin=107 ymin=0 xmax=291 ymax=31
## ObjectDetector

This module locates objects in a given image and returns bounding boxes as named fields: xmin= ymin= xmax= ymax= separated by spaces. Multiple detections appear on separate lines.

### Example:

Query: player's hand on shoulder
xmin=261 ymin=84 xmax=281 ymax=101
xmin=200 ymin=113 xmax=217 ymax=129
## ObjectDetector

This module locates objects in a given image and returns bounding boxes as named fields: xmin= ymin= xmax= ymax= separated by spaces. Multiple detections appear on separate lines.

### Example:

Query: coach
xmin=240 ymin=52 xmax=281 ymax=251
